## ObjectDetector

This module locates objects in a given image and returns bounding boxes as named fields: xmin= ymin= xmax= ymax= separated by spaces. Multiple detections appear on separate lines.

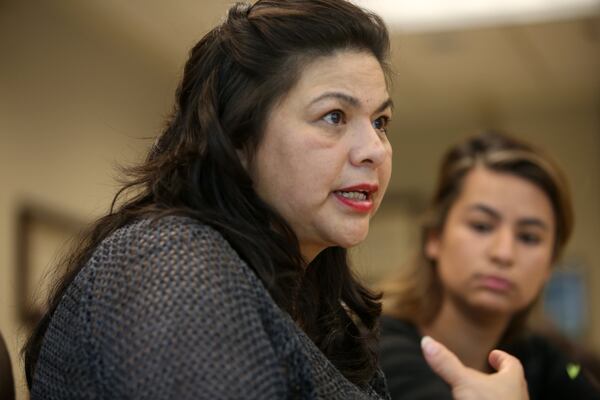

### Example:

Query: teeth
xmin=337 ymin=191 xmax=367 ymax=201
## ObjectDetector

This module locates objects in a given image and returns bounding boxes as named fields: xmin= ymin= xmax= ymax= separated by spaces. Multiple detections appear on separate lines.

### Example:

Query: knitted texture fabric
xmin=31 ymin=216 xmax=390 ymax=399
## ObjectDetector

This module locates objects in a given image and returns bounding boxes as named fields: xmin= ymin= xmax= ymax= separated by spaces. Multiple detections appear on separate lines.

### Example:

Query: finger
xmin=488 ymin=350 xmax=529 ymax=398
xmin=488 ymin=350 xmax=524 ymax=375
xmin=421 ymin=336 xmax=467 ymax=386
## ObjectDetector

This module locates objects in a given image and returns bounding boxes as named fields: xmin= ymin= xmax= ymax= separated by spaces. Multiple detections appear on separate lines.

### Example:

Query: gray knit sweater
xmin=31 ymin=216 xmax=389 ymax=399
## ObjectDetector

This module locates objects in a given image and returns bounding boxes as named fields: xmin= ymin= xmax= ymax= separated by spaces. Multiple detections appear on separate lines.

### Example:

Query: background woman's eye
xmin=470 ymin=221 xmax=492 ymax=233
xmin=323 ymin=111 xmax=344 ymax=125
xmin=372 ymin=116 xmax=389 ymax=132
xmin=518 ymin=232 xmax=541 ymax=245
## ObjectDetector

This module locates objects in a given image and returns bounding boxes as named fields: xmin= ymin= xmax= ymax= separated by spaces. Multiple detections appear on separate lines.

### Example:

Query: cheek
xmin=254 ymin=133 xmax=305 ymax=185
xmin=436 ymin=260 xmax=466 ymax=297
xmin=436 ymin=231 xmax=479 ymax=282
xmin=257 ymin=153 xmax=331 ymax=217
xmin=445 ymin=229 xmax=479 ymax=262
xmin=375 ymin=153 xmax=392 ymax=201
xmin=380 ymin=157 xmax=392 ymax=186
xmin=251 ymin=150 xmax=296 ymax=211
xmin=521 ymin=253 xmax=552 ymax=292
xmin=436 ymin=247 xmax=466 ymax=281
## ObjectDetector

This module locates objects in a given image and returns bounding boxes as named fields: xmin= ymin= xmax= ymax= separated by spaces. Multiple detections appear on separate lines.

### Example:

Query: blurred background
xmin=1 ymin=1 xmax=598 ymax=398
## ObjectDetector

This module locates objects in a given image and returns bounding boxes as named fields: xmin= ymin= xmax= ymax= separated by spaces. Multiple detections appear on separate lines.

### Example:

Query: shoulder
xmin=97 ymin=215 xmax=253 ymax=281
xmin=505 ymin=333 xmax=569 ymax=372
xmin=82 ymin=214 xmax=269 ymax=313
xmin=106 ymin=214 xmax=236 ymax=259
xmin=506 ymin=334 xmax=600 ymax=400
xmin=380 ymin=316 xmax=421 ymax=352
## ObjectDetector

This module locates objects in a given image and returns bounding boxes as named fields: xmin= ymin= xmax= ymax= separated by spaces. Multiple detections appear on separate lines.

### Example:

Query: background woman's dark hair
xmin=24 ymin=0 xmax=391 ymax=387
xmin=382 ymin=130 xmax=574 ymax=341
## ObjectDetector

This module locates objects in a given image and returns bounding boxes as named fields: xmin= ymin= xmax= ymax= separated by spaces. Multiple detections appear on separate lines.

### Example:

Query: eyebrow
xmin=309 ymin=91 xmax=393 ymax=113
xmin=468 ymin=204 xmax=549 ymax=230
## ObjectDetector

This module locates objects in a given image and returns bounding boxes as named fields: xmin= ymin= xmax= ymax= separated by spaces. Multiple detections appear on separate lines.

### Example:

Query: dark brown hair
xmin=382 ymin=131 xmax=574 ymax=338
xmin=24 ymin=0 xmax=391 ymax=386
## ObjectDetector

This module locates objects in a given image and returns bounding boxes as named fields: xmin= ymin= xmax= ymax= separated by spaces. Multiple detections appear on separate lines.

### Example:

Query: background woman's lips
xmin=477 ymin=275 xmax=513 ymax=292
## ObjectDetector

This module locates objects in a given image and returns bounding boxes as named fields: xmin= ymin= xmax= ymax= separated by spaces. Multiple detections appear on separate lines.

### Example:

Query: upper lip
xmin=336 ymin=183 xmax=379 ymax=194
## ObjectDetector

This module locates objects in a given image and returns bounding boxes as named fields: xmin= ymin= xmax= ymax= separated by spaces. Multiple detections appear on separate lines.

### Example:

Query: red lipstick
xmin=333 ymin=184 xmax=378 ymax=213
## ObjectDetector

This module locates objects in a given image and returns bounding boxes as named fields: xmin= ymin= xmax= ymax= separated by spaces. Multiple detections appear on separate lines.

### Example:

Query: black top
xmin=379 ymin=315 xmax=600 ymax=400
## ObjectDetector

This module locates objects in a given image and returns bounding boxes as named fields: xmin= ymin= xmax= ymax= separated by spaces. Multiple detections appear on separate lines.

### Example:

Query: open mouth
xmin=334 ymin=190 xmax=370 ymax=201
xmin=333 ymin=185 xmax=377 ymax=213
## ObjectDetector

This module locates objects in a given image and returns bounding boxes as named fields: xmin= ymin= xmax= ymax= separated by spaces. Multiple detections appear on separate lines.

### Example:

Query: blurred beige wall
xmin=0 ymin=2 xmax=178 ymax=398
xmin=0 ymin=2 xmax=598 ymax=399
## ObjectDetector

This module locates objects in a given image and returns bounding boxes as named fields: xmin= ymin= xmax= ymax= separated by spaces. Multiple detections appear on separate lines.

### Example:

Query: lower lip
xmin=479 ymin=276 xmax=512 ymax=292
xmin=333 ymin=193 xmax=374 ymax=213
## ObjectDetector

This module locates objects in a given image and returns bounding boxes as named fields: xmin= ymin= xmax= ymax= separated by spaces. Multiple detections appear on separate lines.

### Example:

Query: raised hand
xmin=421 ymin=336 xmax=529 ymax=400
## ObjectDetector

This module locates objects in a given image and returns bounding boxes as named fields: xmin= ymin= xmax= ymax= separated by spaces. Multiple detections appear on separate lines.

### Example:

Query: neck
xmin=300 ymin=242 xmax=325 ymax=264
xmin=420 ymin=299 xmax=511 ymax=372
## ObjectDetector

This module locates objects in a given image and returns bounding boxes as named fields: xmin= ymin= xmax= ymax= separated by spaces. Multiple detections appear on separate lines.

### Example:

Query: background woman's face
xmin=426 ymin=167 xmax=556 ymax=316
xmin=249 ymin=50 xmax=393 ymax=262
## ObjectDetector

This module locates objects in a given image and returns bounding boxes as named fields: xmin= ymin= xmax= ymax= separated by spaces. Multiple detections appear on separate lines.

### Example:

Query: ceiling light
xmin=353 ymin=0 xmax=600 ymax=32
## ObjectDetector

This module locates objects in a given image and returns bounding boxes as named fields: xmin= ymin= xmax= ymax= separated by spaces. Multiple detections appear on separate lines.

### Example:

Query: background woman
xmin=24 ymin=1 xmax=528 ymax=398
xmin=380 ymin=131 xmax=600 ymax=399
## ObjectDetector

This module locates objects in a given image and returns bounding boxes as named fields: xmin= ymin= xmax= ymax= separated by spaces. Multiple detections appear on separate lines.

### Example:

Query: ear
xmin=425 ymin=229 xmax=441 ymax=261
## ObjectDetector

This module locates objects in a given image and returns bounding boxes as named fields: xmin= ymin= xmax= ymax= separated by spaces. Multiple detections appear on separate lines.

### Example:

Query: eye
xmin=518 ymin=232 xmax=541 ymax=245
xmin=322 ymin=110 xmax=345 ymax=125
xmin=469 ymin=221 xmax=493 ymax=234
xmin=372 ymin=115 xmax=390 ymax=134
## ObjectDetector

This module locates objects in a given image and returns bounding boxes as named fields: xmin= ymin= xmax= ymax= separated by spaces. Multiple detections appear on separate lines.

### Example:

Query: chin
xmin=468 ymin=298 xmax=514 ymax=316
xmin=324 ymin=219 xmax=371 ymax=249
xmin=335 ymin=230 xmax=369 ymax=249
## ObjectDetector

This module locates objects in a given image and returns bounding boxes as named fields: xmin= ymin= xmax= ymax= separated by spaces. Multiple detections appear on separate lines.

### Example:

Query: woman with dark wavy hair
xmin=24 ymin=1 xmax=528 ymax=399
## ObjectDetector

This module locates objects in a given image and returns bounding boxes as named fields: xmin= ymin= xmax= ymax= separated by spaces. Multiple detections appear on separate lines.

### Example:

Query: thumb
xmin=421 ymin=336 xmax=468 ymax=387
xmin=488 ymin=349 xmax=525 ymax=375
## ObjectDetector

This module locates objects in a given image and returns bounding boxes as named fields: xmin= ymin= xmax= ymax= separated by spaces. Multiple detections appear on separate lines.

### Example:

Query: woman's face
xmin=248 ymin=50 xmax=392 ymax=262
xmin=426 ymin=167 xmax=556 ymax=316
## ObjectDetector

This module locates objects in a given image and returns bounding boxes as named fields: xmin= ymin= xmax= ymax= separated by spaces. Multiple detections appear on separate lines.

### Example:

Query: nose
xmin=489 ymin=227 xmax=515 ymax=268
xmin=349 ymin=121 xmax=389 ymax=167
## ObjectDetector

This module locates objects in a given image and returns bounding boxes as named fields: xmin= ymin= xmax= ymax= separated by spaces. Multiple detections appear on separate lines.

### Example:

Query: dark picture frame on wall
xmin=15 ymin=203 xmax=84 ymax=327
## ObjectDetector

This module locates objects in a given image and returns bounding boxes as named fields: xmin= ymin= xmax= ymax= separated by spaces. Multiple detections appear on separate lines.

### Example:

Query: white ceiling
xmin=355 ymin=0 xmax=600 ymax=32
xmin=391 ymin=16 xmax=600 ymax=129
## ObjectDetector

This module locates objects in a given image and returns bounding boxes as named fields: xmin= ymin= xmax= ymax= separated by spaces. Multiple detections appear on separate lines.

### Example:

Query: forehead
xmin=285 ymin=50 xmax=389 ymax=106
xmin=456 ymin=167 xmax=554 ymax=223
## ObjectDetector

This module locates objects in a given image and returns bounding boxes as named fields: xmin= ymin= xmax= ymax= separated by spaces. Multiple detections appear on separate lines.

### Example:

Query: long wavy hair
xmin=382 ymin=131 xmax=574 ymax=341
xmin=24 ymin=0 xmax=391 ymax=386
